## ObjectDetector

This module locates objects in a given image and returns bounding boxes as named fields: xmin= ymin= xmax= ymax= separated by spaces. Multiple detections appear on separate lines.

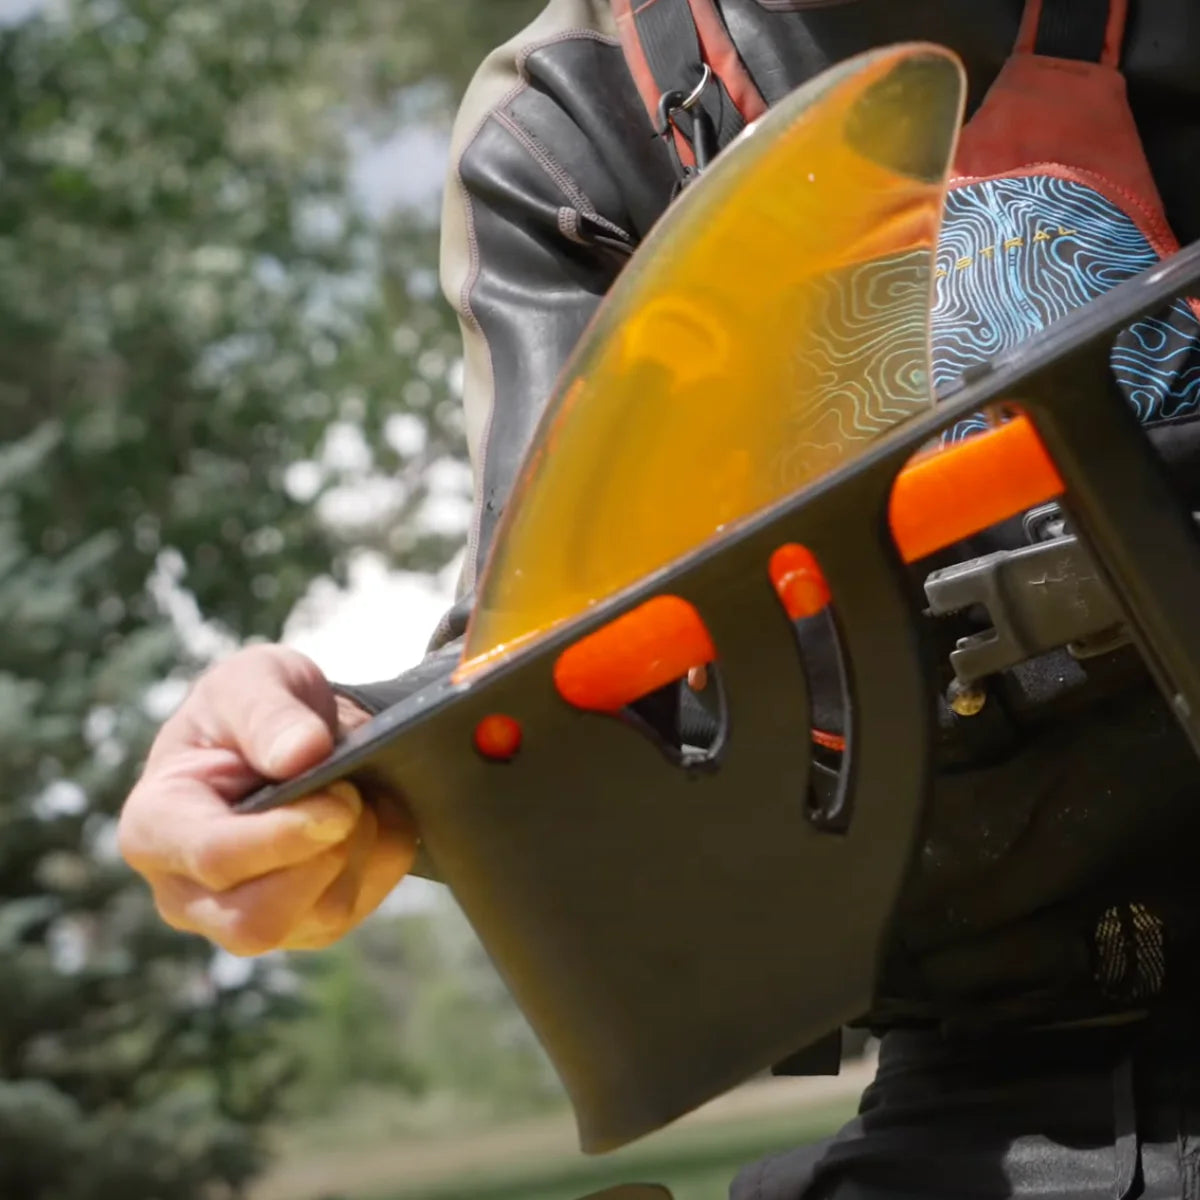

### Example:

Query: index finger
xmin=120 ymin=759 xmax=364 ymax=892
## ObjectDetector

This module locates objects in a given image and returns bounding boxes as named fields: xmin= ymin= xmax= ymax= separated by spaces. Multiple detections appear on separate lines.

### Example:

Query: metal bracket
xmin=926 ymin=513 xmax=1200 ymax=687
xmin=925 ymin=526 xmax=1127 ymax=688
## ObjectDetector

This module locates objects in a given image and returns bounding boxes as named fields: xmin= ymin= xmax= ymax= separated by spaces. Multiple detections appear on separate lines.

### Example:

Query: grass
xmin=254 ymin=1060 xmax=873 ymax=1200
xmin=369 ymin=1099 xmax=854 ymax=1200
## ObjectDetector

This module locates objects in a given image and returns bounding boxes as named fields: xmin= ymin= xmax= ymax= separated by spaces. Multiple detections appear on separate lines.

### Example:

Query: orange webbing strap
xmin=610 ymin=0 xmax=766 ymax=170
xmin=1014 ymin=0 xmax=1045 ymax=54
xmin=554 ymin=416 xmax=1065 ymax=715
xmin=685 ymin=0 xmax=767 ymax=123
xmin=612 ymin=0 xmax=682 ymax=156
xmin=1101 ymin=0 xmax=1129 ymax=67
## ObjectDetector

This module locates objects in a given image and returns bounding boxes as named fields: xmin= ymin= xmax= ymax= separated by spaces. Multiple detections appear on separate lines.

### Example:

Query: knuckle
xmin=184 ymin=646 xmax=334 ymax=765
xmin=195 ymin=644 xmax=302 ymax=701
xmin=184 ymin=835 xmax=237 ymax=892
xmin=156 ymin=903 xmax=197 ymax=937
xmin=218 ymin=908 xmax=288 ymax=958
xmin=117 ymin=783 xmax=171 ymax=876
xmin=243 ymin=643 xmax=322 ymax=690
xmin=148 ymin=881 xmax=197 ymax=936
xmin=175 ymin=674 xmax=234 ymax=734
xmin=146 ymin=864 xmax=297 ymax=958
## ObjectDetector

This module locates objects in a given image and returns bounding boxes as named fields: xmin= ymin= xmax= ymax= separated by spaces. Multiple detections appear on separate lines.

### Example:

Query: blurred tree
xmin=283 ymin=901 xmax=562 ymax=1127
xmin=282 ymin=933 xmax=427 ymax=1115
xmin=395 ymin=900 xmax=563 ymax=1118
xmin=0 ymin=0 xmax=541 ymax=1196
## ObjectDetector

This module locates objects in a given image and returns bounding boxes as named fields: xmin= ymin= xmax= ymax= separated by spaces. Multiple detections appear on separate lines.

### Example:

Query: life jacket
xmin=609 ymin=0 xmax=1200 ymax=1051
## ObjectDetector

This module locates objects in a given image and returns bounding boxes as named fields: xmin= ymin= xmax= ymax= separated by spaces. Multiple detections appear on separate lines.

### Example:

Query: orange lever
xmin=554 ymin=595 xmax=716 ymax=713
xmin=888 ymin=415 xmax=1064 ymax=563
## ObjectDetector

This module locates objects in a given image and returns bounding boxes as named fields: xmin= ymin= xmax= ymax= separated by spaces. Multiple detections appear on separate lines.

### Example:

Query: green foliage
xmin=285 ymin=936 xmax=426 ymax=1111
xmin=391 ymin=901 xmax=562 ymax=1119
xmin=0 ymin=0 xmax=540 ymax=1195
xmin=284 ymin=900 xmax=563 ymax=1127
xmin=0 ymin=0 xmax=468 ymax=646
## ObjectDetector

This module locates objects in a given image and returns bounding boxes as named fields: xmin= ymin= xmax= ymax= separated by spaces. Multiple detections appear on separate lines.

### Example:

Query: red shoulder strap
xmin=954 ymin=0 xmax=1168 ymax=242
xmin=611 ymin=0 xmax=767 ymax=170
xmin=612 ymin=0 xmax=668 ymax=131
xmin=687 ymin=0 xmax=768 ymax=123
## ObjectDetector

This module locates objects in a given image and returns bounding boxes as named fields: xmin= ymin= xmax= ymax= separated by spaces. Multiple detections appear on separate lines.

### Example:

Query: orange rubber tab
xmin=889 ymin=415 xmax=1064 ymax=563
xmin=474 ymin=714 xmax=523 ymax=761
xmin=554 ymin=596 xmax=716 ymax=713
xmin=769 ymin=543 xmax=832 ymax=620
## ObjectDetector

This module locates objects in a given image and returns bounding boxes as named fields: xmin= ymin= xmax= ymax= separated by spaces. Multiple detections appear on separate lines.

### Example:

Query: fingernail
xmin=300 ymin=783 xmax=362 ymax=843
xmin=327 ymin=781 xmax=362 ymax=810
xmin=266 ymin=723 xmax=322 ymax=776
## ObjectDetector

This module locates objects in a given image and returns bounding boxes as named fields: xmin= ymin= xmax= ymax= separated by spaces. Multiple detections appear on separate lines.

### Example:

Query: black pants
xmin=732 ymin=1020 xmax=1200 ymax=1200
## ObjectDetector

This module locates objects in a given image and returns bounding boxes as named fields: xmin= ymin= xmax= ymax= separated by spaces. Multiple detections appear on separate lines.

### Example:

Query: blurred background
xmin=0 ymin=1 xmax=867 ymax=1197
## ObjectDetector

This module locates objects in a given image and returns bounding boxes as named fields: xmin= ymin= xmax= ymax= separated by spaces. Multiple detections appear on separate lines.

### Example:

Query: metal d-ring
xmin=656 ymin=63 xmax=714 ymax=136
xmin=678 ymin=62 xmax=712 ymax=112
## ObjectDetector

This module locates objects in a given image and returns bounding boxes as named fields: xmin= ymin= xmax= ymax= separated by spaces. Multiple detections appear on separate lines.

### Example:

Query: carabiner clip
xmin=655 ymin=63 xmax=715 ymax=190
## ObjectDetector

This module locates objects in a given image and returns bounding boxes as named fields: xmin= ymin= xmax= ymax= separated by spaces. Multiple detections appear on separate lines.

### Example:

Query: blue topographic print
xmin=931 ymin=174 xmax=1200 ymax=442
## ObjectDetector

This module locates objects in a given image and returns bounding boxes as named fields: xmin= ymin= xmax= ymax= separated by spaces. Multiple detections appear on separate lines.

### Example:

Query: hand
xmin=118 ymin=644 xmax=417 ymax=955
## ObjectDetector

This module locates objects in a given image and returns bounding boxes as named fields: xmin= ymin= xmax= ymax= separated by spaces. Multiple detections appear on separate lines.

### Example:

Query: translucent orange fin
xmin=459 ymin=45 xmax=966 ymax=675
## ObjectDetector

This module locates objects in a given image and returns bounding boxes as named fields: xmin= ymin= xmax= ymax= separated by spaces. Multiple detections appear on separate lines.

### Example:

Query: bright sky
xmin=0 ymin=0 xmax=41 ymax=21
xmin=282 ymin=551 xmax=460 ymax=684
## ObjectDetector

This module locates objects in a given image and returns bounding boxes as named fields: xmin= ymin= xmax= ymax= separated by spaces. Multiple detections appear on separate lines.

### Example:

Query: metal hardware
xmin=925 ymin=530 xmax=1128 ymax=688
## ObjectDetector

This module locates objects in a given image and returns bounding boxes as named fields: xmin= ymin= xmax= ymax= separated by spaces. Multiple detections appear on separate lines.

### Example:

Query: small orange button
xmin=474 ymin=714 xmax=523 ymax=761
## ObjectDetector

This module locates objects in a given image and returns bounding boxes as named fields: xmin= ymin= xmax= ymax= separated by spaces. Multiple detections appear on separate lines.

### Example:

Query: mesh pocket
xmin=1094 ymin=902 xmax=1166 ymax=1003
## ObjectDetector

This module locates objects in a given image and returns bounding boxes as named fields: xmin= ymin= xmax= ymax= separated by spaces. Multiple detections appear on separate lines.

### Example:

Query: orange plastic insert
xmin=769 ymin=544 xmax=832 ymax=621
xmin=554 ymin=596 xmax=716 ymax=714
xmin=889 ymin=414 xmax=1064 ymax=562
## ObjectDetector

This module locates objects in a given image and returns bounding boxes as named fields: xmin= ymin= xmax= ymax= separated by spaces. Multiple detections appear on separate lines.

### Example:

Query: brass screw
xmin=948 ymin=679 xmax=987 ymax=717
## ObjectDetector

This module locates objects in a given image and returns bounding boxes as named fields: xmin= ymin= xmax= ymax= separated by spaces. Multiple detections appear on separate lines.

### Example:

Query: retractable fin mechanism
xmin=239 ymin=43 xmax=1200 ymax=1157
